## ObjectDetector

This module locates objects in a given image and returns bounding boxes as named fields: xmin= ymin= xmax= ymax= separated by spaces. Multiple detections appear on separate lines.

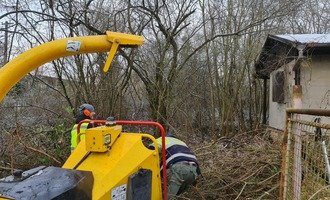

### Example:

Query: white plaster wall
xmin=300 ymin=55 xmax=330 ymax=124
xmin=268 ymin=86 xmax=286 ymax=130
xmin=301 ymin=56 xmax=330 ymax=109
xmin=269 ymin=56 xmax=330 ymax=130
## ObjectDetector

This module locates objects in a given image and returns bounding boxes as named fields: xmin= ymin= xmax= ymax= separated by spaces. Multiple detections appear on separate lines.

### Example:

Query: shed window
xmin=272 ymin=71 xmax=285 ymax=103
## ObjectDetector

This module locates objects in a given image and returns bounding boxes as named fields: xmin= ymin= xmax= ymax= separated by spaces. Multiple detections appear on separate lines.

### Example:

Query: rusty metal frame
xmin=286 ymin=109 xmax=330 ymax=116
xmin=279 ymin=108 xmax=330 ymax=200
xmin=280 ymin=111 xmax=290 ymax=200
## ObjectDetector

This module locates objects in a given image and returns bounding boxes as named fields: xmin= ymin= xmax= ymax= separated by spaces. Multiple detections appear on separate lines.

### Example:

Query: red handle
xmin=115 ymin=120 xmax=168 ymax=200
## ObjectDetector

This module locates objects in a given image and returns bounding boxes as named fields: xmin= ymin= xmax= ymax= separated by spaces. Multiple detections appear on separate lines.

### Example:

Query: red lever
xmin=116 ymin=120 xmax=168 ymax=200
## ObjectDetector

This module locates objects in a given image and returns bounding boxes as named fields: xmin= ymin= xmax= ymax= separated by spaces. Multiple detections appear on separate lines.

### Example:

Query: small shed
xmin=255 ymin=34 xmax=330 ymax=130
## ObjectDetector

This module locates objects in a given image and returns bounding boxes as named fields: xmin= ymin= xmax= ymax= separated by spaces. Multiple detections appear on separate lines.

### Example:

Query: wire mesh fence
xmin=280 ymin=109 xmax=330 ymax=200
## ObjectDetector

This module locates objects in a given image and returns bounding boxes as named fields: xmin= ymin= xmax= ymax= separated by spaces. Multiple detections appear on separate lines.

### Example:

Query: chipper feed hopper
xmin=0 ymin=32 xmax=168 ymax=200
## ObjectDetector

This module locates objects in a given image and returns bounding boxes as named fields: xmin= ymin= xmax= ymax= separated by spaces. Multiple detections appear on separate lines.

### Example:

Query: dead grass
xmin=179 ymin=130 xmax=281 ymax=200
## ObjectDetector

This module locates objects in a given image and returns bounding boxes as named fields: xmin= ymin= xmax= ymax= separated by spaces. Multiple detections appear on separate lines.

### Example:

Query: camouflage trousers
xmin=167 ymin=162 xmax=198 ymax=200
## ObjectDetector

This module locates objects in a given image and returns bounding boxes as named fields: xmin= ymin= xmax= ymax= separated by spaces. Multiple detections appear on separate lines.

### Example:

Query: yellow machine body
xmin=0 ymin=32 xmax=164 ymax=199
xmin=63 ymin=125 xmax=162 ymax=200
xmin=84 ymin=125 xmax=122 ymax=152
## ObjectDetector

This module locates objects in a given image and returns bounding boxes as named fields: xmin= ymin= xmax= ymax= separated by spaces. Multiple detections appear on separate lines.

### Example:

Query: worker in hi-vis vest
xmin=151 ymin=129 xmax=201 ymax=200
xmin=70 ymin=103 xmax=95 ymax=152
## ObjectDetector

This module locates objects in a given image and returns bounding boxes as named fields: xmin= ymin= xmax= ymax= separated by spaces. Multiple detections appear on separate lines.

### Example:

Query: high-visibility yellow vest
xmin=156 ymin=137 xmax=187 ymax=149
xmin=70 ymin=122 xmax=89 ymax=152
xmin=156 ymin=137 xmax=198 ymax=170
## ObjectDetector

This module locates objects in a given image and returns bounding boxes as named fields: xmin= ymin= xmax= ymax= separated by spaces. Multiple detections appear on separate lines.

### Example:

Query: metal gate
xmin=280 ymin=109 xmax=330 ymax=200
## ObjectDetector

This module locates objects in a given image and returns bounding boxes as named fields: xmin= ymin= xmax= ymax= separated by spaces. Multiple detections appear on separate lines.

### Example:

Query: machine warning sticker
xmin=66 ymin=40 xmax=81 ymax=52
xmin=111 ymin=184 xmax=127 ymax=200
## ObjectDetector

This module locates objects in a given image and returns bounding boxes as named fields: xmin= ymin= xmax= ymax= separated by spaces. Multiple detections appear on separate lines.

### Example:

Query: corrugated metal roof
xmin=256 ymin=34 xmax=330 ymax=79
xmin=276 ymin=34 xmax=330 ymax=44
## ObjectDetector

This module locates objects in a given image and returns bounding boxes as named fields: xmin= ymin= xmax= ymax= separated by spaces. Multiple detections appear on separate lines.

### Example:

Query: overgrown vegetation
xmin=180 ymin=130 xmax=281 ymax=199
xmin=1 ymin=0 xmax=330 ymax=198
xmin=0 ymin=126 xmax=281 ymax=199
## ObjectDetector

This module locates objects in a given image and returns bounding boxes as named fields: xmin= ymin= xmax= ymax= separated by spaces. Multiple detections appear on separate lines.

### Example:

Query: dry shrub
xmin=0 ymin=124 xmax=70 ymax=177
xmin=179 ymin=130 xmax=281 ymax=200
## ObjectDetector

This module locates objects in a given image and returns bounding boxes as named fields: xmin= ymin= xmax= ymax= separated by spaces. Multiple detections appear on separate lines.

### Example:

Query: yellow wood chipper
xmin=0 ymin=32 xmax=168 ymax=200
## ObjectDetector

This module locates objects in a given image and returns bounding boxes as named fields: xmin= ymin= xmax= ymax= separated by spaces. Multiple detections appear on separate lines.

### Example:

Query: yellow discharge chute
xmin=0 ymin=31 xmax=144 ymax=102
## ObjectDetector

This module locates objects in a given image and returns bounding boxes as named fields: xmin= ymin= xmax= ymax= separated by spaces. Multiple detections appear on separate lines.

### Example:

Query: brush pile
xmin=180 ymin=130 xmax=281 ymax=200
